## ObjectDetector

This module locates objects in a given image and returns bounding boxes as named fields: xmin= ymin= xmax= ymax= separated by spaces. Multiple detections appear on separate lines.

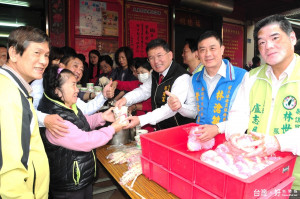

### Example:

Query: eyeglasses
xmin=147 ymin=52 xmax=168 ymax=63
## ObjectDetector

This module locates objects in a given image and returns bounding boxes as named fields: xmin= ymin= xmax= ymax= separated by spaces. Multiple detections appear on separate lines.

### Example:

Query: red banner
xmin=126 ymin=2 xmax=169 ymax=57
xmin=223 ymin=23 xmax=244 ymax=68
xmin=129 ymin=20 xmax=157 ymax=57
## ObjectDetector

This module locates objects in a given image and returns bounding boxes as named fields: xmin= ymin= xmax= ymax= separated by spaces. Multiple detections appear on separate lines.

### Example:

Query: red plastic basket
xmin=140 ymin=123 xmax=297 ymax=199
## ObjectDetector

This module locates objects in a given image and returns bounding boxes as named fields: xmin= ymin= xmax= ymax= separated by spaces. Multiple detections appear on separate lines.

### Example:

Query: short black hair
xmin=59 ymin=54 xmax=83 ymax=67
xmin=197 ymin=31 xmax=222 ymax=46
xmin=49 ymin=46 xmax=64 ymax=65
xmin=133 ymin=57 xmax=151 ymax=71
xmin=254 ymin=15 xmax=293 ymax=46
xmin=224 ymin=56 xmax=231 ymax=62
xmin=60 ymin=55 xmax=76 ymax=66
xmin=252 ymin=56 xmax=261 ymax=65
xmin=0 ymin=44 xmax=7 ymax=49
xmin=100 ymin=55 xmax=113 ymax=67
xmin=139 ymin=61 xmax=152 ymax=71
xmin=60 ymin=46 xmax=76 ymax=57
xmin=77 ymin=53 xmax=86 ymax=62
xmin=184 ymin=38 xmax=197 ymax=52
xmin=146 ymin=38 xmax=170 ymax=53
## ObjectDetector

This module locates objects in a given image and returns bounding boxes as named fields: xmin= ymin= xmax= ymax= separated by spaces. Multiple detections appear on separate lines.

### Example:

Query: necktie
xmin=158 ymin=74 xmax=164 ymax=85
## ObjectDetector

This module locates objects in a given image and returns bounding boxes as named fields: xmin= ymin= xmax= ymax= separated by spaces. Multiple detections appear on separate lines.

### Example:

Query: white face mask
xmin=138 ymin=73 xmax=150 ymax=83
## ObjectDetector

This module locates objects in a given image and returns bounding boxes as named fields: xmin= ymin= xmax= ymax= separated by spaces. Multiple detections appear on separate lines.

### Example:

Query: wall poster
xmin=126 ymin=2 xmax=169 ymax=57
xmin=102 ymin=10 xmax=118 ymax=36
xmin=78 ymin=0 xmax=106 ymax=36
xmin=223 ymin=23 xmax=244 ymax=68
xmin=72 ymin=0 xmax=123 ymax=61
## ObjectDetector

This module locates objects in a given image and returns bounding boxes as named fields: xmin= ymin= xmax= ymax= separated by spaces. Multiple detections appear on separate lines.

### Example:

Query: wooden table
xmin=96 ymin=145 xmax=179 ymax=199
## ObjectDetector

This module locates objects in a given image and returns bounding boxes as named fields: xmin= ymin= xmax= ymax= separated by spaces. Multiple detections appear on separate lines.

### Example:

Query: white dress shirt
xmin=31 ymin=78 xmax=44 ymax=109
xmin=124 ymin=62 xmax=197 ymax=127
xmin=205 ymin=61 xmax=228 ymax=132
xmin=226 ymin=55 xmax=300 ymax=155
xmin=203 ymin=61 xmax=226 ymax=99
xmin=31 ymin=78 xmax=107 ymax=127
xmin=189 ymin=61 xmax=229 ymax=132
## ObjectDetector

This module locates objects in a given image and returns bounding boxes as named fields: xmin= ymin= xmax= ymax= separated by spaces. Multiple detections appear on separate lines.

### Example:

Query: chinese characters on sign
xmin=126 ymin=2 xmax=169 ymax=57
xmin=223 ymin=23 xmax=244 ymax=68
xmin=129 ymin=20 xmax=157 ymax=57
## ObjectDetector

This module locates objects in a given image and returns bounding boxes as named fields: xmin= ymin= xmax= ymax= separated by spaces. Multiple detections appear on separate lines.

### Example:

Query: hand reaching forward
xmin=111 ymin=118 xmax=128 ymax=133
xmin=102 ymin=107 xmax=115 ymax=123
xmin=124 ymin=116 xmax=140 ymax=129
xmin=115 ymin=97 xmax=127 ymax=109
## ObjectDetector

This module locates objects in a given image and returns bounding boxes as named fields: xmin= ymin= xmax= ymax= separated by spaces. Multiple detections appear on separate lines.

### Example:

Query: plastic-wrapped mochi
xmin=200 ymin=140 xmax=282 ymax=179
xmin=187 ymin=126 xmax=215 ymax=151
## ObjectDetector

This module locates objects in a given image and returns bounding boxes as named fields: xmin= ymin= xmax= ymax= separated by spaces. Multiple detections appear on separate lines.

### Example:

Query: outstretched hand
xmin=124 ymin=116 xmax=140 ymax=129
xmin=111 ymin=118 xmax=128 ymax=133
xmin=115 ymin=97 xmax=127 ymax=109
xmin=102 ymin=107 xmax=115 ymax=123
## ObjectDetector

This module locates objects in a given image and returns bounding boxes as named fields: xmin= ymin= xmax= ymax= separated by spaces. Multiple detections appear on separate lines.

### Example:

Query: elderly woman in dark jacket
xmin=38 ymin=66 xmax=125 ymax=198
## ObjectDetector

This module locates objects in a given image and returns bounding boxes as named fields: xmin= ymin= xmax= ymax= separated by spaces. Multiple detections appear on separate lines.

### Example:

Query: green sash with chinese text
xmin=248 ymin=54 xmax=300 ymax=190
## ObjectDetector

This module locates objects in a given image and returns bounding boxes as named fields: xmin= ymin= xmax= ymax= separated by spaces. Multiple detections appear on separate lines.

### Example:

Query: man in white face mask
xmin=111 ymin=58 xmax=155 ymax=132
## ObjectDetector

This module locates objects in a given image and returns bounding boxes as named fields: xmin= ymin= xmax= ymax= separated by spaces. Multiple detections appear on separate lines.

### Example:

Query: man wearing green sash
xmin=226 ymin=14 xmax=300 ymax=194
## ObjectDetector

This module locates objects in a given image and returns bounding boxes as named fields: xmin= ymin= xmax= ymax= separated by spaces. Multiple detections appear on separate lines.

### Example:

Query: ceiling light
xmin=0 ymin=0 xmax=29 ymax=7
xmin=0 ymin=21 xmax=25 ymax=27
xmin=0 ymin=33 xmax=9 ymax=37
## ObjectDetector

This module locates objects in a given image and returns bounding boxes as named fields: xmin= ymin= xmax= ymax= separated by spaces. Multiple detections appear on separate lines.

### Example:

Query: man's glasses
xmin=147 ymin=52 xmax=168 ymax=63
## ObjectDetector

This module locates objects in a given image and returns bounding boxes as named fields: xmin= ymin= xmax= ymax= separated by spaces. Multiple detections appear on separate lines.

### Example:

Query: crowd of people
xmin=0 ymin=14 xmax=300 ymax=198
